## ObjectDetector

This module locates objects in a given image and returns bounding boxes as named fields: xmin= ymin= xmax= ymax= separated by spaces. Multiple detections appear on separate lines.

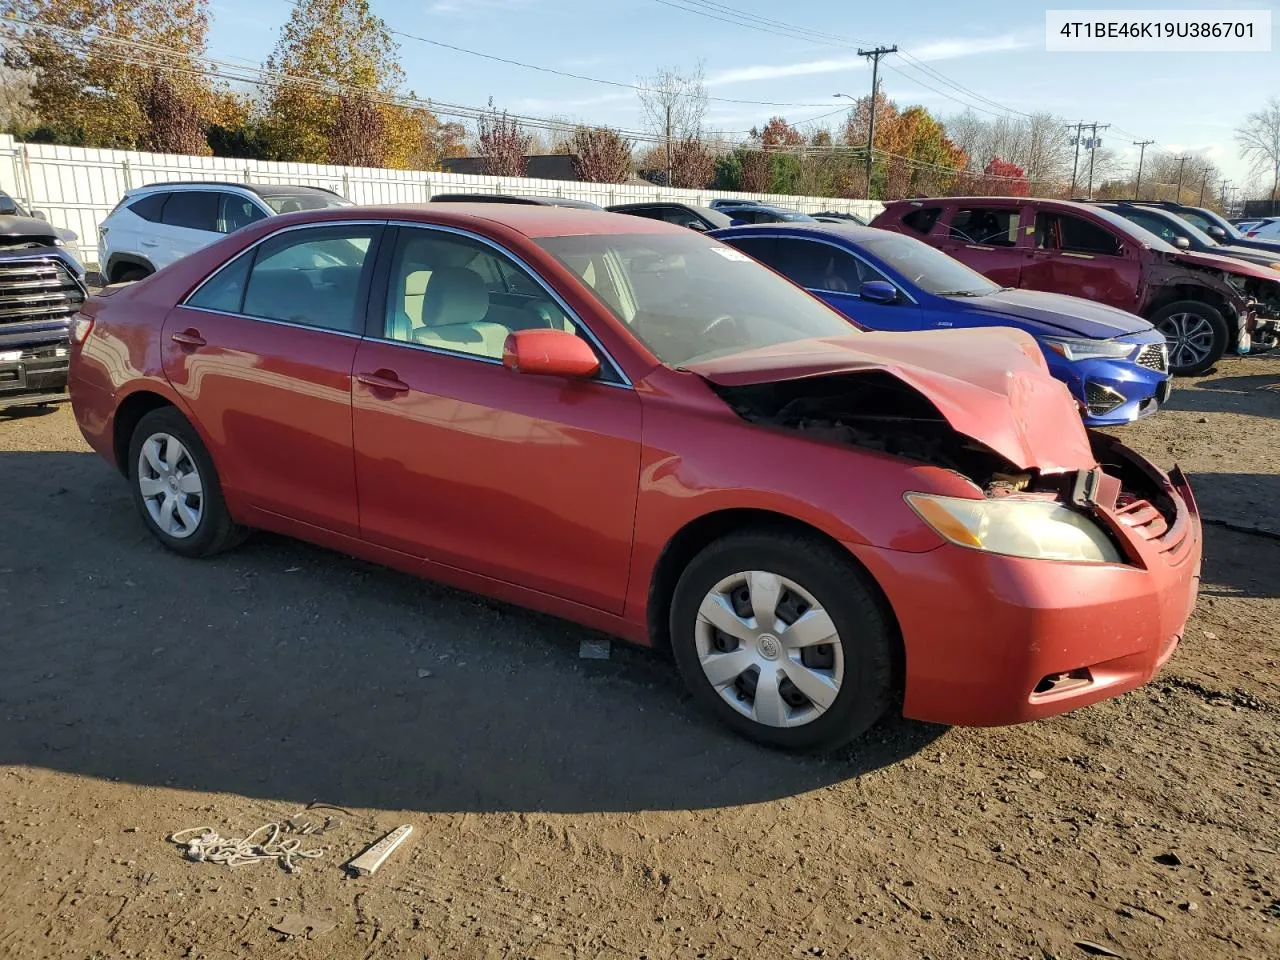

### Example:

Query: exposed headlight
xmin=52 ymin=238 xmax=65 ymax=246
xmin=1042 ymin=336 xmax=1135 ymax=361
xmin=905 ymin=493 xmax=1122 ymax=563
xmin=1269 ymin=262 xmax=1280 ymax=271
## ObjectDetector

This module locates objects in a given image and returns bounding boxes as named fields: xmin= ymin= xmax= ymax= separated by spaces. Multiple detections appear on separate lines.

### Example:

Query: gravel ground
xmin=1 ymin=357 xmax=1278 ymax=960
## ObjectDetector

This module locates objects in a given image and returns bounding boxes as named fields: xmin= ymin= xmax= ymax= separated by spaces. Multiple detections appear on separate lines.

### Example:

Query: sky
xmin=206 ymin=0 xmax=1280 ymax=192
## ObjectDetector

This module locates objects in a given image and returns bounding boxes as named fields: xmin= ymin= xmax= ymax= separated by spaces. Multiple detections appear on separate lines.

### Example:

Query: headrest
xmin=421 ymin=267 xmax=489 ymax=326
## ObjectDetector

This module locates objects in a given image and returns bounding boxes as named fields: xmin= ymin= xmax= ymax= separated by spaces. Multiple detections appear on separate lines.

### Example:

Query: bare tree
xmin=477 ymin=98 xmax=531 ymax=177
xmin=329 ymin=92 xmax=385 ymax=166
xmin=637 ymin=62 xmax=708 ymax=184
xmin=1236 ymin=97 xmax=1280 ymax=202
xmin=943 ymin=110 xmax=1072 ymax=188
xmin=570 ymin=126 xmax=633 ymax=183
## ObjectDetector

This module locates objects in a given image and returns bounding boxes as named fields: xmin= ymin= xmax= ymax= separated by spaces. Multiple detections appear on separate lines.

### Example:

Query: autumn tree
xmin=477 ymin=99 xmax=530 ymax=177
xmin=637 ymin=62 xmax=707 ymax=185
xmin=570 ymin=126 xmax=632 ymax=183
xmin=1 ymin=0 xmax=217 ymax=149
xmin=328 ymin=92 xmax=385 ymax=166
xmin=1237 ymin=97 xmax=1280 ymax=203
xmin=754 ymin=116 xmax=803 ymax=148
xmin=259 ymin=0 xmax=401 ymax=163
xmin=669 ymin=136 xmax=714 ymax=188
xmin=738 ymin=149 xmax=771 ymax=193
xmin=138 ymin=72 xmax=205 ymax=153
xmin=0 ymin=65 xmax=37 ymax=130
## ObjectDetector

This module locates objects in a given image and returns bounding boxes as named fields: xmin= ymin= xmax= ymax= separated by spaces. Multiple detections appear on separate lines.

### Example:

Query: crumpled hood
xmin=964 ymin=288 xmax=1152 ymax=339
xmin=0 ymin=214 xmax=71 ymax=242
xmin=1168 ymin=247 xmax=1280 ymax=281
xmin=688 ymin=328 xmax=1095 ymax=474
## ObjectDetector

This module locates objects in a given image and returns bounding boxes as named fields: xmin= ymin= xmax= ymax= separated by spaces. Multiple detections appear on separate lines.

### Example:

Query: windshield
xmin=775 ymin=209 xmax=817 ymax=222
xmin=535 ymin=232 xmax=856 ymax=365
xmin=260 ymin=192 xmax=350 ymax=214
xmin=859 ymin=231 xmax=1000 ymax=297
xmin=0 ymin=193 xmax=30 ymax=217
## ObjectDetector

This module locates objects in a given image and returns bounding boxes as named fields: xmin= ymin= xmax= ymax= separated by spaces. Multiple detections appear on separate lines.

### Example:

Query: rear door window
xmin=1057 ymin=214 xmax=1123 ymax=256
xmin=949 ymin=207 xmax=1021 ymax=246
xmin=241 ymin=225 xmax=378 ymax=332
xmin=901 ymin=206 xmax=942 ymax=235
xmin=1124 ymin=211 xmax=1181 ymax=244
xmin=772 ymin=238 xmax=865 ymax=292
xmin=161 ymin=191 xmax=220 ymax=232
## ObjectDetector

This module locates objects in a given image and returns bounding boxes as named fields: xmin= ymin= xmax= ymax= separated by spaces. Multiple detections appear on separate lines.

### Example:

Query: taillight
xmin=72 ymin=313 xmax=94 ymax=344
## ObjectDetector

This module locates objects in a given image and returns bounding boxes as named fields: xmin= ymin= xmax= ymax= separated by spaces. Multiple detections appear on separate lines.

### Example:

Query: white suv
xmin=97 ymin=182 xmax=351 ymax=283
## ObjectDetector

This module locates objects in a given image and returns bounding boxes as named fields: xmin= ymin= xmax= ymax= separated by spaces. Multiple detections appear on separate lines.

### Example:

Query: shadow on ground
xmin=0 ymin=451 xmax=943 ymax=815
xmin=1168 ymin=370 xmax=1280 ymax=418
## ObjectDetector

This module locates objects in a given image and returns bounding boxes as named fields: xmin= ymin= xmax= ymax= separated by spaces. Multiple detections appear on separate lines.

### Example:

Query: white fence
xmin=0 ymin=134 xmax=884 ymax=269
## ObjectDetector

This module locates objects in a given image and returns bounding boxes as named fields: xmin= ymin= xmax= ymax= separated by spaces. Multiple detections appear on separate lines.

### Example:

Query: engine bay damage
xmin=711 ymin=370 xmax=1174 ymax=520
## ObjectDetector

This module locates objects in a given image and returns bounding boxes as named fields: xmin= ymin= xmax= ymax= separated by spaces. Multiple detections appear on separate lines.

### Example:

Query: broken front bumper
xmin=845 ymin=461 xmax=1202 ymax=727
xmin=0 ymin=343 xmax=70 ymax=408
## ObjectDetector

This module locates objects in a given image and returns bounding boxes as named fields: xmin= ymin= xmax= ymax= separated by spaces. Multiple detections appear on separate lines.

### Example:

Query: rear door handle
xmin=356 ymin=370 xmax=410 ymax=393
xmin=171 ymin=329 xmax=206 ymax=348
xmin=140 ymin=239 xmax=159 ymax=248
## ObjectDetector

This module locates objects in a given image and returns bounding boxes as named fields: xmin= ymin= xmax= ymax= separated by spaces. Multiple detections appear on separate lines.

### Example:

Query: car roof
xmin=710 ymin=221 xmax=886 ymax=243
xmin=268 ymin=202 xmax=681 ymax=239
xmin=430 ymin=193 xmax=602 ymax=209
xmin=127 ymin=180 xmax=345 ymax=200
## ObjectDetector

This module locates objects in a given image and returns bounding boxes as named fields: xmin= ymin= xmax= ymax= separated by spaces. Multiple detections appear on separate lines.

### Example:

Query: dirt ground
xmin=1 ymin=356 xmax=1277 ymax=960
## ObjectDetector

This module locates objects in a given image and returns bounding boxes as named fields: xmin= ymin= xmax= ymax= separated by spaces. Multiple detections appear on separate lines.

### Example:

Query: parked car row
xmin=67 ymin=202 xmax=1202 ymax=752
xmin=871 ymin=195 xmax=1280 ymax=374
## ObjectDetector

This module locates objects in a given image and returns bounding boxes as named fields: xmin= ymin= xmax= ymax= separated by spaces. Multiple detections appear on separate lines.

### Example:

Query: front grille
xmin=1085 ymin=381 xmax=1126 ymax=414
xmin=0 ymin=258 xmax=85 ymax=332
xmin=1136 ymin=342 xmax=1168 ymax=372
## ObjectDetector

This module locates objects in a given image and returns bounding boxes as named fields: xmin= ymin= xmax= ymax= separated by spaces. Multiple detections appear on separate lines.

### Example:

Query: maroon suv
xmin=872 ymin=197 xmax=1280 ymax=374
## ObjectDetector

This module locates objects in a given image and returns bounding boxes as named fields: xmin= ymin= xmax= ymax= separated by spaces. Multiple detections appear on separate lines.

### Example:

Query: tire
xmin=669 ymin=529 xmax=895 ymax=752
xmin=126 ymin=407 xmax=247 ymax=558
xmin=1149 ymin=300 xmax=1229 ymax=376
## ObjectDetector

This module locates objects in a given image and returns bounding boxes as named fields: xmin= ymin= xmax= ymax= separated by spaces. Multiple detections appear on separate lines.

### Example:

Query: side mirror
xmin=729 ymin=218 xmax=746 ymax=226
xmin=1208 ymin=225 xmax=1227 ymax=240
xmin=30 ymin=210 xmax=47 ymax=221
xmin=1174 ymin=236 xmax=1190 ymax=250
xmin=686 ymin=221 xmax=709 ymax=232
xmin=503 ymin=328 xmax=600 ymax=379
xmin=860 ymin=280 xmax=899 ymax=304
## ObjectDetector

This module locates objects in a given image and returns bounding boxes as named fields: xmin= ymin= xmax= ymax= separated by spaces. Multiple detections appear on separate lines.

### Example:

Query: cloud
xmin=708 ymin=32 xmax=1035 ymax=87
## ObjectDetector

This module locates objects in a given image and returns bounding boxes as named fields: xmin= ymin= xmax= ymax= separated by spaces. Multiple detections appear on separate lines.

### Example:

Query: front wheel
xmin=1150 ymin=300 xmax=1229 ymax=376
xmin=127 ymin=407 xmax=247 ymax=557
xmin=669 ymin=530 xmax=896 ymax=752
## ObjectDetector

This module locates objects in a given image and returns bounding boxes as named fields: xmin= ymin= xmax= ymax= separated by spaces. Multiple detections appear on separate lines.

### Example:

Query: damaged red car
xmin=68 ymin=205 xmax=1202 ymax=751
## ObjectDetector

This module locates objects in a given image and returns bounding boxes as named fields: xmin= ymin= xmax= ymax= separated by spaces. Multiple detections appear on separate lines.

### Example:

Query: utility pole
xmin=664 ymin=104 xmax=673 ymax=187
xmin=1219 ymin=178 xmax=1230 ymax=210
xmin=1199 ymin=174 xmax=1210 ymax=206
xmin=1084 ymin=123 xmax=1111 ymax=199
xmin=856 ymin=45 xmax=897 ymax=200
xmin=1132 ymin=140 xmax=1155 ymax=200
xmin=1066 ymin=122 xmax=1084 ymax=196
xmin=1173 ymin=156 xmax=1189 ymax=201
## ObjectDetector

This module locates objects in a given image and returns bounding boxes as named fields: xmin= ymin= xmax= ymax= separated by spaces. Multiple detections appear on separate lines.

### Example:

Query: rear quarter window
xmin=127 ymin=193 xmax=168 ymax=222
xmin=901 ymin=206 xmax=942 ymax=235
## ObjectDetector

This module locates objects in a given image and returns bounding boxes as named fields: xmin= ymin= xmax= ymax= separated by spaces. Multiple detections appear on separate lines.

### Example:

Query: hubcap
xmin=1156 ymin=312 xmax=1214 ymax=370
xmin=694 ymin=570 xmax=844 ymax=729
xmin=136 ymin=433 xmax=204 ymax=540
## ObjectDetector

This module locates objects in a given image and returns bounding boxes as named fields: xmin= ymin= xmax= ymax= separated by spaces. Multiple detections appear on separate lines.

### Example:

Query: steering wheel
xmin=701 ymin=314 xmax=738 ymax=339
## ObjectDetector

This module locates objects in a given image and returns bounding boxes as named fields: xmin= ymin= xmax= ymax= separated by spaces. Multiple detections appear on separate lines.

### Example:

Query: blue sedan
xmin=711 ymin=223 xmax=1172 ymax=426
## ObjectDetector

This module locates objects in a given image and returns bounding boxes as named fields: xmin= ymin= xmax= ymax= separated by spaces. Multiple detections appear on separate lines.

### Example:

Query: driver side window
xmin=381 ymin=228 xmax=582 ymax=363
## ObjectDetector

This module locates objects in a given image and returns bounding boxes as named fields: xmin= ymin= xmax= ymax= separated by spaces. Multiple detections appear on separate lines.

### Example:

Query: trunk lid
xmin=687 ymin=329 xmax=1095 ymax=474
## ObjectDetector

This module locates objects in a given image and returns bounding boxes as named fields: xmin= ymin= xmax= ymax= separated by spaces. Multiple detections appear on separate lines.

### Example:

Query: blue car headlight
xmin=1042 ymin=336 xmax=1136 ymax=361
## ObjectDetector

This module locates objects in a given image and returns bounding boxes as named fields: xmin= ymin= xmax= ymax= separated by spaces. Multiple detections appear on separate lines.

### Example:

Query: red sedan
xmin=68 ymin=205 xmax=1202 ymax=751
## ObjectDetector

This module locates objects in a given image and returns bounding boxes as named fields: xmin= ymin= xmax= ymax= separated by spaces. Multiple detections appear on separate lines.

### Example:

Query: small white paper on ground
xmin=579 ymin=638 xmax=612 ymax=660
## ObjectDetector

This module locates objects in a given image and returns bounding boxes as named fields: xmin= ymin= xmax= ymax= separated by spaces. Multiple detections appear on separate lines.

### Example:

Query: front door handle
xmin=356 ymin=370 xmax=410 ymax=393
xmin=171 ymin=329 xmax=206 ymax=348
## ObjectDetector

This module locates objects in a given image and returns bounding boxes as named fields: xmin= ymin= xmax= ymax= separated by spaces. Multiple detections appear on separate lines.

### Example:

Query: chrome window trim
xmin=382 ymin=220 xmax=633 ymax=388
xmin=732 ymin=232 xmax=921 ymax=305
xmin=177 ymin=305 xmax=365 ymax=339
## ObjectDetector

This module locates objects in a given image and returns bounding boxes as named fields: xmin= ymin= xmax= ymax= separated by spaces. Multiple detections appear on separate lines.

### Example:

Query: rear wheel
xmin=1150 ymin=300 xmax=1229 ymax=375
xmin=669 ymin=530 xmax=895 ymax=752
xmin=113 ymin=266 xmax=150 ymax=284
xmin=127 ymin=407 xmax=247 ymax=557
